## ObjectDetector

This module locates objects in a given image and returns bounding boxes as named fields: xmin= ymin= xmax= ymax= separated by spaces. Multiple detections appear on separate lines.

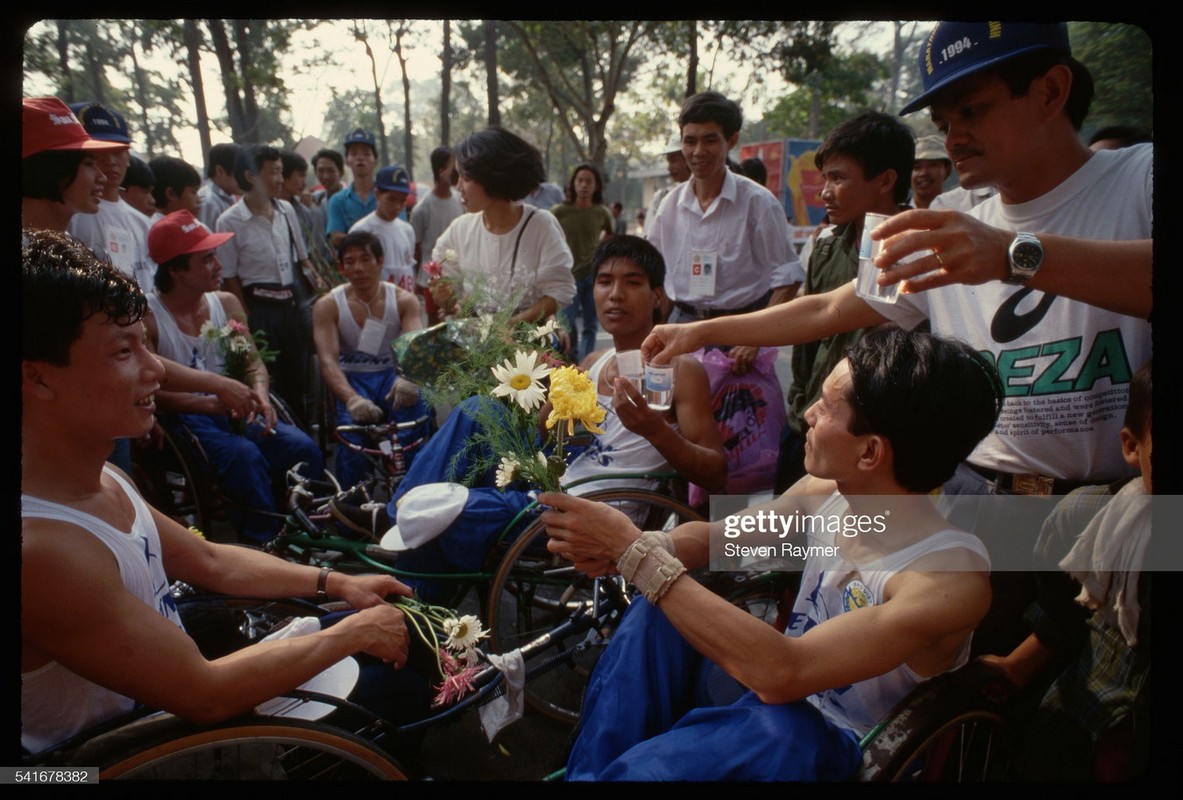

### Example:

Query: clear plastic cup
xmin=643 ymin=363 xmax=674 ymax=411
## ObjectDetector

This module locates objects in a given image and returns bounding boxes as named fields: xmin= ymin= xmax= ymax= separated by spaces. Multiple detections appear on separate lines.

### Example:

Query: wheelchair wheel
xmin=857 ymin=662 xmax=1015 ymax=782
xmin=486 ymin=488 xmax=702 ymax=724
xmin=72 ymin=714 xmax=408 ymax=780
xmin=131 ymin=425 xmax=212 ymax=534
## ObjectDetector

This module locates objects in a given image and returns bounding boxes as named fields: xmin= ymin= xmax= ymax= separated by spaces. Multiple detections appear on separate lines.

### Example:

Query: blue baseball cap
xmin=343 ymin=128 xmax=377 ymax=152
xmin=900 ymin=22 xmax=1072 ymax=115
xmin=375 ymin=165 xmax=411 ymax=193
xmin=68 ymin=101 xmax=132 ymax=144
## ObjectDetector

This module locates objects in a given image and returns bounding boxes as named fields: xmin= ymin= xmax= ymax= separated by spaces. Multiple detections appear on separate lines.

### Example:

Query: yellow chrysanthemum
xmin=546 ymin=365 xmax=607 ymax=436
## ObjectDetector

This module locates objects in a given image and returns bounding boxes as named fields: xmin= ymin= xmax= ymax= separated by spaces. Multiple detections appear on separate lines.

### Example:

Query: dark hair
xmin=336 ymin=230 xmax=384 ymax=263
xmin=564 ymin=163 xmax=605 ymax=205
xmin=313 ymin=148 xmax=344 ymax=173
xmin=233 ymin=144 xmax=281 ymax=192
xmin=148 ymin=156 xmax=201 ymax=208
xmin=679 ymin=91 xmax=743 ymax=140
xmin=430 ymin=146 xmax=454 ymax=180
xmin=206 ymin=143 xmax=241 ymax=179
xmin=740 ymin=157 xmax=768 ymax=186
xmin=1124 ymin=360 xmax=1152 ymax=439
xmin=591 ymin=235 xmax=666 ymax=289
xmin=454 ymin=127 xmax=546 ymax=202
xmin=22 ymin=228 xmax=146 ymax=365
xmin=153 ymin=252 xmax=193 ymax=293
xmin=815 ymin=110 xmax=916 ymax=206
xmin=844 ymin=328 xmax=1003 ymax=493
xmin=122 ymin=155 xmax=155 ymax=190
xmin=992 ymin=49 xmax=1094 ymax=131
xmin=22 ymin=150 xmax=88 ymax=202
xmin=280 ymin=150 xmax=308 ymax=179
xmin=1088 ymin=125 xmax=1153 ymax=149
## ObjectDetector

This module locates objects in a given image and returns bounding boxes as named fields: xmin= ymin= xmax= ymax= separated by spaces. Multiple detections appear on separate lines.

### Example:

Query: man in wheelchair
xmin=143 ymin=210 xmax=324 ymax=544
xmin=330 ymin=235 xmax=727 ymax=601
xmin=21 ymin=230 xmax=422 ymax=755
xmin=541 ymin=328 xmax=1004 ymax=780
xmin=312 ymin=229 xmax=431 ymax=492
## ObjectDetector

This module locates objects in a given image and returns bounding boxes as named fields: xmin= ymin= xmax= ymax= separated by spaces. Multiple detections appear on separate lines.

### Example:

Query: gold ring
xmin=933 ymin=251 xmax=945 ymax=268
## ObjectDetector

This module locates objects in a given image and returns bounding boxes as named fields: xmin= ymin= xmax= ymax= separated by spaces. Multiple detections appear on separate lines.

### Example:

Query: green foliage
xmin=1069 ymin=22 xmax=1153 ymax=135
xmin=762 ymin=50 xmax=890 ymax=139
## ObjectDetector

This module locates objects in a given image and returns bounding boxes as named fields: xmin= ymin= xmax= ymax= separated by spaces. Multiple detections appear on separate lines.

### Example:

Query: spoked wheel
xmin=486 ymin=489 xmax=701 ymax=724
xmin=73 ymin=715 xmax=408 ymax=781
xmin=131 ymin=425 xmax=212 ymax=534
xmin=858 ymin=662 xmax=1016 ymax=782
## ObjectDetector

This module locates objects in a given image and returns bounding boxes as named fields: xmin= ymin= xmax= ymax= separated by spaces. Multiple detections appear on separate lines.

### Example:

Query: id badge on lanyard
xmin=358 ymin=316 xmax=389 ymax=356
xmin=688 ymin=249 xmax=718 ymax=297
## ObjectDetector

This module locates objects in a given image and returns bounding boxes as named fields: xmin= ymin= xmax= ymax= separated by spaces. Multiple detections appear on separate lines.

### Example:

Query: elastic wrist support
xmin=616 ymin=530 xmax=685 ymax=604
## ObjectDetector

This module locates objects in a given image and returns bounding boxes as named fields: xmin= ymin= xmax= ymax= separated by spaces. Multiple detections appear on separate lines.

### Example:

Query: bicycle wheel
xmin=131 ymin=425 xmax=212 ymax=533
xmin=486 ymin=488 xmax=701 ymax=724
xmin=858 ymin=663 xmax=1015 ymax=782
xmin=74 ymin=715 xmax=407 ymax=780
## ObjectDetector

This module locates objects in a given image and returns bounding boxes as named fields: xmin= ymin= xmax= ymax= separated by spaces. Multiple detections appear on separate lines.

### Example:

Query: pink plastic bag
xmin=689 ymin=346 xmax=787 ymax=506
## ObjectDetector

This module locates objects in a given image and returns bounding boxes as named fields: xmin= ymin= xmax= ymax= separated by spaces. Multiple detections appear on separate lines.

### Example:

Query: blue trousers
xmin=561 ymin=274 xmax=598 ymax=363
xmin=333 ymin=370 xmax=431 ymax=491
xmin=171 ymin=413 xmax=323 ymax=544
xmin=567 ymin=599 xmax=862 ymax=781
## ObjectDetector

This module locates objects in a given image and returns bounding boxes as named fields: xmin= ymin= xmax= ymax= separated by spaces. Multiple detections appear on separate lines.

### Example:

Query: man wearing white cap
xmin=909 ymin=134 xmax=952 ymax=209
xmin=646 ymin=133 xmax=690 ymax=228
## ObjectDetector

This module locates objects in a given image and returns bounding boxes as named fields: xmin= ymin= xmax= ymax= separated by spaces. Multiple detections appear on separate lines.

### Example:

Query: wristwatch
xmin=1005 ymin=232 xmax=1044 ymax=284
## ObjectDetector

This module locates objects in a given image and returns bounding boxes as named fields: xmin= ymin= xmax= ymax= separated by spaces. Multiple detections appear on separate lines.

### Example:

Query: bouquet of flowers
xmin=199 ymin=318 xmax=277 ymax=432
xmin=396 ymin=596 xmax=490 ymax=706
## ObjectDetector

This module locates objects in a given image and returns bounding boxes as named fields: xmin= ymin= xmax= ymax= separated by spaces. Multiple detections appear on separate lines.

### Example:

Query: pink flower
xmin=227 ymin=319 xmax=250 ymax=336
xmin=432 ymin=664 xmax=481 ymax=706
xmin=423 ymin=260 xmax=444 ymax=279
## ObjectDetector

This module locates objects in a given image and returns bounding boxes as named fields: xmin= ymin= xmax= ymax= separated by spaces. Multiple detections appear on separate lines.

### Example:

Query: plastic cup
xmin=615 ymin=350 xmax=643 ymax=392
xmin=643 ymin=363 xmax=674 ymax=411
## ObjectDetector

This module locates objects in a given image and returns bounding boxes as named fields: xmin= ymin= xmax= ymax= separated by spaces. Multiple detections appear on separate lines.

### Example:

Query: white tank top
xmin=786 ymin=492 xmax=990 ymax=737
xmin=147 ymin=290 xmax=228 ymax=373
xmin=331 ymin=283 xmax=401 ymax=373
xmin=21 ymin=467 xmax=185 ymax=753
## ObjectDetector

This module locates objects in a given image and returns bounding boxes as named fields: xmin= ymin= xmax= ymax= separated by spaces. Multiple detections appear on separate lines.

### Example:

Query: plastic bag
xmin=690 ymin=346 xmax=787 ymax=506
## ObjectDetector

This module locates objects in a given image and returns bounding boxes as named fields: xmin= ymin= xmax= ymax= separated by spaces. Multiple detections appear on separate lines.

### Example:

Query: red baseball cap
xmin=22 ymin=96 xmax=130 ymax=159
xmin=149 ymin=210 xmax=234 ymax=265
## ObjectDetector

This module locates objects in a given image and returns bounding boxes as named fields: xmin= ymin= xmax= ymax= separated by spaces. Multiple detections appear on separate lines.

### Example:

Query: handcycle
xmin=24 ymin=581 xmax=632 ymax=781
xmin=268 ymin=469 xmax=706 ymax=723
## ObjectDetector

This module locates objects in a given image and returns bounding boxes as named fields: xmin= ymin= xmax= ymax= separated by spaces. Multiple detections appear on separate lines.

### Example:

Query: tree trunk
xmin=484 ymin=20 xmax=500 ymax=128
xmin=183 ymin=20 xmax=213 ymax=168
xmin=207 ymin=19 xmax=247 ymax=142
xmin=440 ymin=20 xmax=452 ymax=146
xmin=685 ymin=20 xmax=698 ymax=97
xmin=232 ymin=19 xmax=261 ymax=143
xmin=355 ymin=23 xmax=388 ymax=165
xmin=392 ymin=22 xmax=414 ymax=178
xmin=55 ymin=20 xmax=75 ymax=104
xmin=123 ymin=23 xmax=154 ymax=157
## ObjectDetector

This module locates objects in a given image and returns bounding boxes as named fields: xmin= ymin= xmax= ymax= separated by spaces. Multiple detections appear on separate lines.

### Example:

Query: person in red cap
xmin=21 ymin=96 xmax=128 ymax=232
xmin=144 ymin=210 xmax=324 ymax=545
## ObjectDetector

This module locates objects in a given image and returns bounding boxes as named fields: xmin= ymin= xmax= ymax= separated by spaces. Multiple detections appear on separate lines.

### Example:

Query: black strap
xmin=509 ymin=209 xmax=536 ymax=280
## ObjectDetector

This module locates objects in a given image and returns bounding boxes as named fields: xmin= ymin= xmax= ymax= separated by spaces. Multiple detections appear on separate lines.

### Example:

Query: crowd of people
xmin=21 ymin=19 xmax=1154 ymax=782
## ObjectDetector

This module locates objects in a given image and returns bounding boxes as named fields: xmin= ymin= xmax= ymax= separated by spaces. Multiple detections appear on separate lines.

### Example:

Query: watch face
xmin=1012 ymin=241 xmax=1042 ymax=271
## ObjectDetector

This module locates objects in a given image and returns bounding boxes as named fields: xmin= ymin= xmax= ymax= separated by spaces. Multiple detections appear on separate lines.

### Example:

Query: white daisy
xmin=490 ymin=350 xmax=550 ymax=411
xmin=442 ymin=614 xmax=489 ymax=652
xmin=495 ymin=456 xmax=519 ymax=488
